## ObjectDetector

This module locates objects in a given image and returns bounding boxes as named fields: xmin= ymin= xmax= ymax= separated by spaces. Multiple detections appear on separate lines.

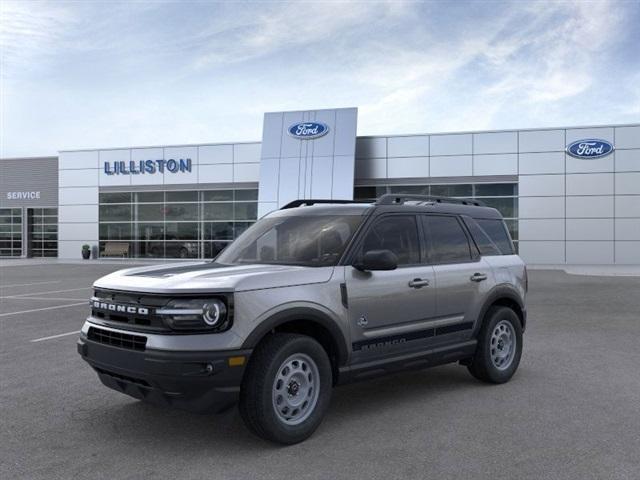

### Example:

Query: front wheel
xmin=239 ymin=333 xmax=332 ymax=444
xmin=467 ymin=306 xmax=523 ymax=384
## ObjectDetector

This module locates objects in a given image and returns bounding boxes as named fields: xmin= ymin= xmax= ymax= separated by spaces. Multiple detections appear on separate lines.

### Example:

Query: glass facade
xmin=354 ymin=183 xmax=519 ymax=250
xmin=0 ymin=208 xmax=22 ymax=257
xmin=28 ymin=208 xmax=58 ymax=257
xmin=98 ymin=189 xmax=258 ymax=258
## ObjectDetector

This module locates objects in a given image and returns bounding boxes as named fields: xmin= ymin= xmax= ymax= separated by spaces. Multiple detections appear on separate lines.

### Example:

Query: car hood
xmin=93 ymin=262 xmax=336 ymax=294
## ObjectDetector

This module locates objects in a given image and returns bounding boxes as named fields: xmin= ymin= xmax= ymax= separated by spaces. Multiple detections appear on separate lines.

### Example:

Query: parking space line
xmin=0 ymin=296 xmax=88 ymax=301
xmin=31 ymin=331 xmax=80 ymax=342
xmin=8 ymin=287 xmax=91 ymax=298
xmin=0 ymin=281 xmax=61 ymax=288
xmin=0 ymin=302 xmax=87 ymax=317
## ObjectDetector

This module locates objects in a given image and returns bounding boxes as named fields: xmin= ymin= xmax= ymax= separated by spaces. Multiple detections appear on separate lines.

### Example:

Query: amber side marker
xmin=228 ymin=356 xmax=246 ymax=367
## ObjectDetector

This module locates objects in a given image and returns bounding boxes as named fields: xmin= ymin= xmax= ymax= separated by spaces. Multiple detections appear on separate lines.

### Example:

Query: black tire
xmin=467 ymin=306 xmax=523 ymax=384
xmin=239 ymin=333 xmax=332 ymax=444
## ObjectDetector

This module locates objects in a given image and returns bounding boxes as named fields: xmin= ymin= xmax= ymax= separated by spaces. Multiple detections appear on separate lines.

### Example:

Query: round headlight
xmin=203 ymin=300 xmax=226 ymax=326
xmin=157 ymin=298 xmax=230 ymax=331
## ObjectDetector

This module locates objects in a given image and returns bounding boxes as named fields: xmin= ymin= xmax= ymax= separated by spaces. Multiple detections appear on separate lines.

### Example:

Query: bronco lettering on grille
xmin=92 ymin=300 xmax=149 ymax=315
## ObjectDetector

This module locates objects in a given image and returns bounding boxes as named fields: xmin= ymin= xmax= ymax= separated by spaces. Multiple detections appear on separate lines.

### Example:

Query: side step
xmin=337 ymin=340 xmax=477 ymax=384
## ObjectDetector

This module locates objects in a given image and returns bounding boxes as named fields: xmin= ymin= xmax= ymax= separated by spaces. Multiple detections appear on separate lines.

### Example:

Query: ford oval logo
xmin=566 ymin=139 xmax=614 ymax=159
xmin=288 ymin=122 xmax=329 ymax=140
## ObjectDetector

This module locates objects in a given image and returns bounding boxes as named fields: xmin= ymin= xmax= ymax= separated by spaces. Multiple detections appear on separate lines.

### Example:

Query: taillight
xmin=523 ymin=265 xmax=528 ymax=293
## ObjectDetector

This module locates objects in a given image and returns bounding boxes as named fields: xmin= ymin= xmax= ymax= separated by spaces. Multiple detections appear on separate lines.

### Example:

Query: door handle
xmin=470 ymin=273 xmax=488 ymax=282
xmin=408 ymin=278 xmax=430 ymax=288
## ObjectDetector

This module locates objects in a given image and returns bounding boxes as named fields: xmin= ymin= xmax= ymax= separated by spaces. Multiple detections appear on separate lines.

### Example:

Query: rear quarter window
xmin=474 ymin=218 xmax=515 ymax=255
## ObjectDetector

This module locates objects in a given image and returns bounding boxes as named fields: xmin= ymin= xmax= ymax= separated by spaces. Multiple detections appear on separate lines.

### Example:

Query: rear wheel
xmin=467 ymin=306 xmax=523 ymax=384
xmin=239 ymin=333 xmax=332 ymax=444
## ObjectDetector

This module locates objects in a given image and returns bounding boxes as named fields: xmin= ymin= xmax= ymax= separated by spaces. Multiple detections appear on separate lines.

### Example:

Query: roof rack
xmin=280 ymin=199 xmax=370 ymax=210
xmin=376 ymin=194 xmax=486 ymax=207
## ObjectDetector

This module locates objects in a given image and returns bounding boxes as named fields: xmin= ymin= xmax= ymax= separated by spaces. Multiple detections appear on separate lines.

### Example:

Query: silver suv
xmin=78 ymin=194 xmax=527 ymax=444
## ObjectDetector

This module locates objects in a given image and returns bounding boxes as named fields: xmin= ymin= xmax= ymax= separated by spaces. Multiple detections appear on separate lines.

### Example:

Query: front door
xmin=346 ymin=215 xmax=436 ymax=362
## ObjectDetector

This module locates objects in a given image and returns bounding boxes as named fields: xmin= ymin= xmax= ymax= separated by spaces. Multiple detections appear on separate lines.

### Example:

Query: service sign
xmin=287 ymin=122 xmax=330 ymax=140
xmin=566 ymin=139 xmax=614 ymax=159
xmin=6 ymin=191 xmax=41 ymax=200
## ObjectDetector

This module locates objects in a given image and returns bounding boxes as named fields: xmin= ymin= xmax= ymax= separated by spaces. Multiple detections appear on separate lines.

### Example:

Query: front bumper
xmin=77 ymin=333 xmax=251 ymax=413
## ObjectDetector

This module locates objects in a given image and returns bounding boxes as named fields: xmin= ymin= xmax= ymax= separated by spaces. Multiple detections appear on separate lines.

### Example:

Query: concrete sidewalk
xmin=528 ymin=264 xmax=640 ymax=277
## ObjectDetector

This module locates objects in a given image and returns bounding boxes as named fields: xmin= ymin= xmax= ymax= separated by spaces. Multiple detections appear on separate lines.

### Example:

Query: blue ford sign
xmin=566 ymin=139 xmax=614 ymax=159
xmin=288 ymin=122 xmax=329 ymax=139
xmin=104 ymin=158 xmax=192 ymax=175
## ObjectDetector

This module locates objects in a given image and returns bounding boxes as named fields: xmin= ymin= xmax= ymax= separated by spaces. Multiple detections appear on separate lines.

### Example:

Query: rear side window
xmin=360 ymin=215 xmax=420 ymax=265
xmin=475 ymin=219 xmax=514 ymax=255
xmin=463 ymin=217 xmax=502 ymax=256
xmin=423 ymin=215 xmax=472 ymax=264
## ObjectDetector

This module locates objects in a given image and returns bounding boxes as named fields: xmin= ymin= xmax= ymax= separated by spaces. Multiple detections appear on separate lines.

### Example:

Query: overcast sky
xmin=1 ymin=0 xmax=639 ymax=157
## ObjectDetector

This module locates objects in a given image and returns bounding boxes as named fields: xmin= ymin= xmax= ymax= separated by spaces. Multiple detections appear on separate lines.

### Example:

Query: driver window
xmin=360 ymin=215 xmax=420 ymax=265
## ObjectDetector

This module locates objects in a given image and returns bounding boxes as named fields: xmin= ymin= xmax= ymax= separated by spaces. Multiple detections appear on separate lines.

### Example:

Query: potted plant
xmin=81 ymin=244 xmax=91 ymax=260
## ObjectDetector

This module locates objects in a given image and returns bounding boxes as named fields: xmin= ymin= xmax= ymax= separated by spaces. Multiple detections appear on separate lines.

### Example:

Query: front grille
xmin=91 ymin=289 xmax=170 ymax=332
xmin=88 ymin=326 xmax=147 ymax=351
xmin=92 ymin=309 xmax=154 ymax=327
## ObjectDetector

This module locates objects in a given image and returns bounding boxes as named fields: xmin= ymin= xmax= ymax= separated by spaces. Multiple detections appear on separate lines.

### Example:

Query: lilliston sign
xmin=104 ymin=158 xmax=192 ymax=175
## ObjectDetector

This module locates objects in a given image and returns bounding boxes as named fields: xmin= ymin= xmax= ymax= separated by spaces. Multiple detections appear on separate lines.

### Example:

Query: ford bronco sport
xmin=78 ymin=194 xmax=527 ymax=444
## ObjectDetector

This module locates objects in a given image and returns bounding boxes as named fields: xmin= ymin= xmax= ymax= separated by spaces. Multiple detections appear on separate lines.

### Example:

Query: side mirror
xmin=354 ymin=249 xmax=398 ymax=271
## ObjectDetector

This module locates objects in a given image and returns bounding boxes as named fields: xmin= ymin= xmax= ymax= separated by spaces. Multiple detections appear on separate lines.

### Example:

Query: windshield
xmin=216 ymin=214 xmax=364 ymax=267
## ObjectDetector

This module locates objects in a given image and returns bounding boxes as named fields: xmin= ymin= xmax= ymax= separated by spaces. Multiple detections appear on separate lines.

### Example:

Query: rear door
xmin=345 ymin=214 xmax=436 ymax=361
xmin=422 ymin=215 xmax=493 ymax=341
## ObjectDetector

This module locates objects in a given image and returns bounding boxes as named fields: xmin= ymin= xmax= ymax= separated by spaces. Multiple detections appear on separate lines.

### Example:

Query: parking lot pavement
xmin=1 ymin=262 xmax=639 ymax=480
xmin=0 ymin=263 xmax=132 ymax=341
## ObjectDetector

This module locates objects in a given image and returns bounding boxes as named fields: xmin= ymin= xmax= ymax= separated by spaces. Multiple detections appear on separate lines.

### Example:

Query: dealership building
xmin=1 ymin=107 xmax=639 ymax=265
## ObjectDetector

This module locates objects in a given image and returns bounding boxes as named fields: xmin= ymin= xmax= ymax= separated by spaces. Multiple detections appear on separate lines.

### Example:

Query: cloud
xmin=0 ymin=0 xmax=637 ymax=157
xmin=0 ymin=0 xmax=74 ymax=74
xmin=357 ymin=0 xmax=635 ymax=134
xmin=481 ymin=0 xmax=624 ymax=102
xmin=191 ymin=1 xmax=409 ymax=69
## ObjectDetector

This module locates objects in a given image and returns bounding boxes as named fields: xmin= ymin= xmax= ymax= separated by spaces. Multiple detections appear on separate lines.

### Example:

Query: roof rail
xmin=280 ymin=199 xmax=370 ymax=210
xmin=376 ymin=194 xmax=486 ymax=207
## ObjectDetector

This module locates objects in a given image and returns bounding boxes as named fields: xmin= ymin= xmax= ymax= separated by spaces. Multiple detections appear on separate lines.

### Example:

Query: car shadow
xmin=89 ymin=364 xmax=489 ymax=450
